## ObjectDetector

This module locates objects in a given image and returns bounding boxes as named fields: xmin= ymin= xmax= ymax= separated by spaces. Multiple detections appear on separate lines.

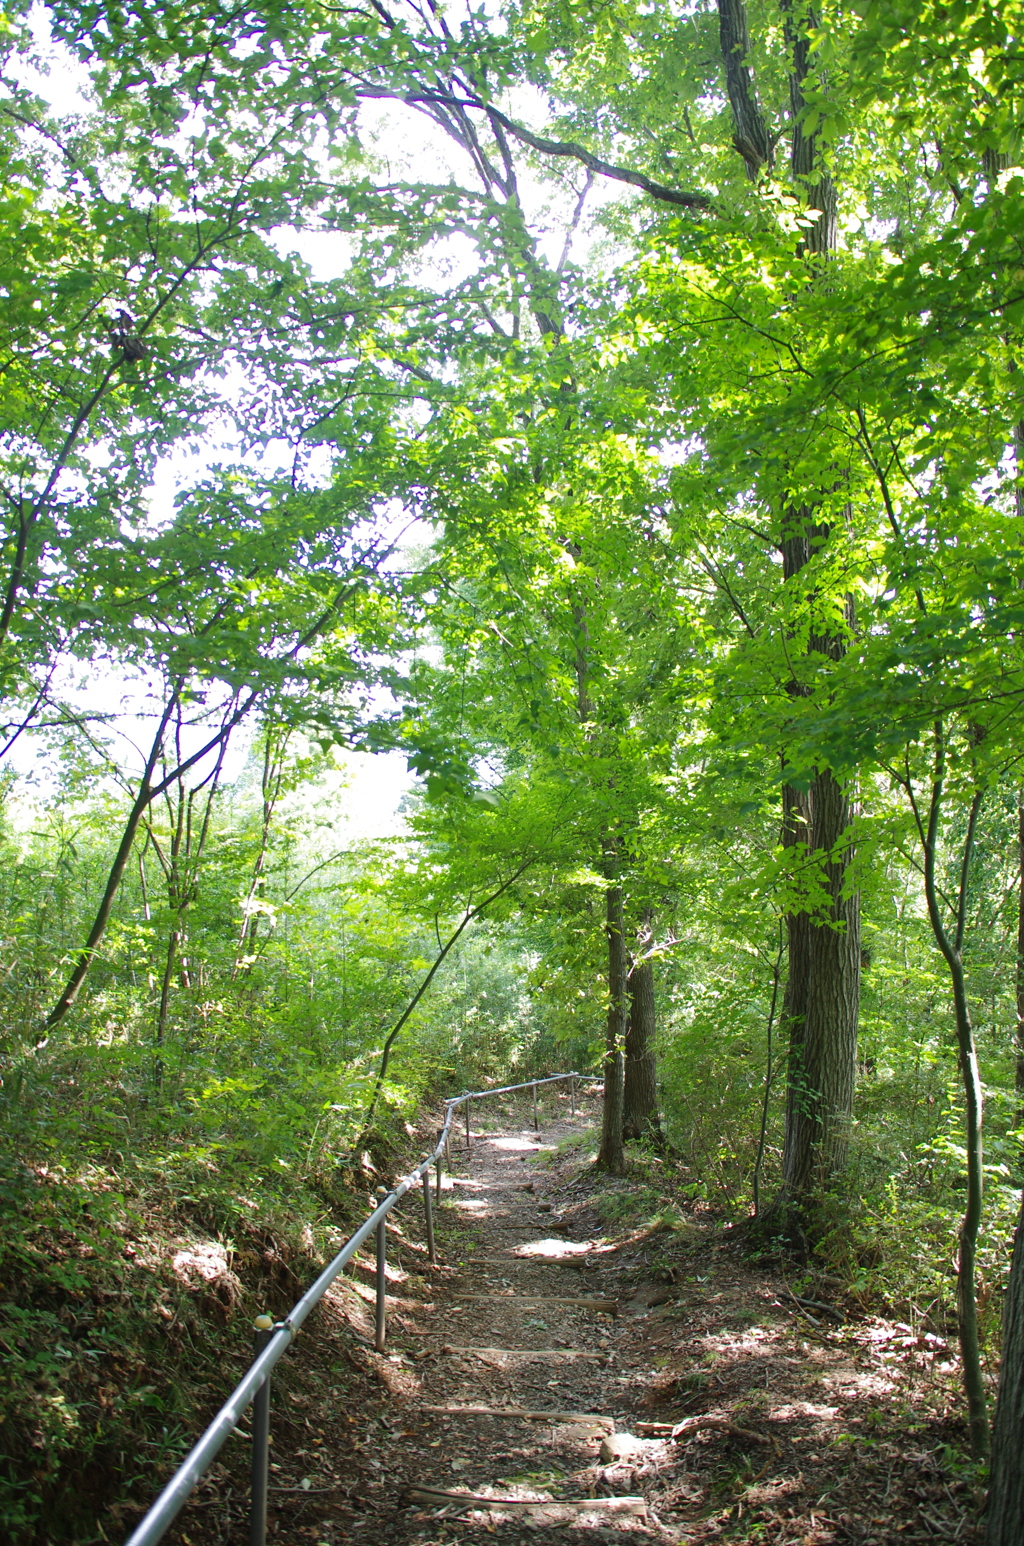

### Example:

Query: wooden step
xmin=441 ymin=1343 xmax=605 ymax=1361
xmin=453 ymin=1294 xmax=618 ymax=1313
xmin=420 ymin=1403 xmax=613 ymax=1429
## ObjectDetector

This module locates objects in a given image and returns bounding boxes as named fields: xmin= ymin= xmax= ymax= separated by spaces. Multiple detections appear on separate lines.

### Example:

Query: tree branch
xmin=354 ymin=84 xmax=711 ymax=209
xmin=357 ymin=857 xmax=535 ymax=1137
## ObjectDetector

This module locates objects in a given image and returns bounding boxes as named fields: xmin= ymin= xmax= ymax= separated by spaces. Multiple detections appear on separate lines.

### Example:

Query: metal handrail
xmin=123 ymin=1070 xmax=580 ymax=1546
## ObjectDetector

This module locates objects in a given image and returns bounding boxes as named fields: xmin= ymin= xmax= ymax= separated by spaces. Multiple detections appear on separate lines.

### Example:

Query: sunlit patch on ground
xmin=516 ymin=1237 xmax=602 ymax=1257
xmin=171 ymin=1242 xmax=238 ymax=1294
xmin=769 ymin=1400 xmax=839 ymax=1421
xmin=698 ymin=1324 xmax=786 ymax=1351
xmin=488 ymin=1135 xmax=555 ymax=1153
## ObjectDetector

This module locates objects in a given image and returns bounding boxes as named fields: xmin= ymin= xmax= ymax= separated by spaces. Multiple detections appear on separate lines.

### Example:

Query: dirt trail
xmin=172 ymin=1095 xmax=981 ymax=1546
xmin=335 ymin=1100 xmax=653 ymax=1546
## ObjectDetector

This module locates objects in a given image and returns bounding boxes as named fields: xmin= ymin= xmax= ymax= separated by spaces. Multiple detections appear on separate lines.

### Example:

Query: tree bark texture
xmin=623 ymin=951 xmax=661 ymax=1143
xmin=716 ymin=0 xmax=773 ymax=178
xmin=1017 ymin=794 xmax=1024 ymax=1113
xmin=775 ymin=527 xmax=861 ymax=1215
xmin=598 ymin=883 xmax=627 ymax=1174
xmin=986 ymin=1188 xmax=1024 ymax=1544
xmin=781 ymin=767 xmax=860 ymax=1198
xmin=784 ymin=0 xmax=838 ymax=255
xmin=780 ymin=775 xmax=812 ymax=1123
xmin=1009 ymin=420 xmax=1024 ymax=1116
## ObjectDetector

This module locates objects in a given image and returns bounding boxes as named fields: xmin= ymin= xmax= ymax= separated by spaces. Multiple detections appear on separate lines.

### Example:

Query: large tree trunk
xmin=713 ymin=1 xmax=860 ymax=1225
xmin=986 ymin=1189 xmax=1024 ymax=1544
xmin=597 ymin=882 xmax=627 ymax=1174
xmin=623 ymin=948 xmax=661 ymax=1143
xmin=773 ymin=0 xmax=858 ymax=1213
xmin=775 ymin=521 xmax=860 ymax=1221
xmin=781 ymin=768 xmax=860 ymax=1200
xmin=716 ymin=0 xmax=773 ymax=178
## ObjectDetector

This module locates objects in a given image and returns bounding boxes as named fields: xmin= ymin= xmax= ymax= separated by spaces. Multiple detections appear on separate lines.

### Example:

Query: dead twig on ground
xmin=404 ymin=1487 xmax=647 ymax=1518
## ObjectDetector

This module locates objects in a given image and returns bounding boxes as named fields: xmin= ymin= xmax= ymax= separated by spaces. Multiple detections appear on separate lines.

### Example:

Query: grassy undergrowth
xmin=598 ymin=1136 xmax=1021 ymax=1362
xmin=0 ymin=1134 xmax=379 ymax=1544
xmin=0 ymin=1033 xmax=567 ymax=1542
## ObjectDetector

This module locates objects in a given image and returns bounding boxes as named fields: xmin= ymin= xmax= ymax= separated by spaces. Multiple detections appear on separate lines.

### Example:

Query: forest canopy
xmin=3 ymin=0 xmax=1024 ymax=1539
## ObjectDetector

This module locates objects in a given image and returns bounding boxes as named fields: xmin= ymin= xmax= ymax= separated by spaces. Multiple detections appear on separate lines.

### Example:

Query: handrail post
xmin=423 ymin=1168 xmax=436 ymax=1265
xmin=465 ymin=1101 xmax=471 ymax=1154
xmin=249 ymin=1315 xmax=274 ymax=1546
xmin=533 ymin=1080 xmax=539 ymax=1132
xmin=571 ymin=1074 xmax=577 ymax=1117
xmin=374 ymin=1188 xmax=387 ymax=1353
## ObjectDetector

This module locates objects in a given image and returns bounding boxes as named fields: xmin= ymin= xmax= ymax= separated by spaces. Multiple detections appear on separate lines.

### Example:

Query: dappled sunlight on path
xmin=166 ymin=1093 xmax=983 ymax=1546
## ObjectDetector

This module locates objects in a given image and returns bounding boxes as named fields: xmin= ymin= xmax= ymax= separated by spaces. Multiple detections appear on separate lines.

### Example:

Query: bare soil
xmin=154 ymin=1095 xmax=981 ymax=1546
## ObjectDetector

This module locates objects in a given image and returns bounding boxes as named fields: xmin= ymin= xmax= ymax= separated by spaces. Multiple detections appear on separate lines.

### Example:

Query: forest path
xmin=293 ymin=1095 xmax=670 ymax=1546
xmin=178 ymin=1094 xmax=981 ymax=1546
xmin=339 ymin=1096 xmax=656 ymax=1546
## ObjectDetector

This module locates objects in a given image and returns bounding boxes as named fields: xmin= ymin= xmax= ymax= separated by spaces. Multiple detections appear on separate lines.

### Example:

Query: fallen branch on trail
xmin=420 ymin=1403 xmax=613 ymax=1429
xmin=780 ymin=1287 xmax=845 ymax=1323
xmin=441 ymin=1344 xmax=605 ymax=1361
xmin=405 ymin=1487 xmax=647 ymax=1518
xmin=636 ymin=1416 xmax=772 ymax=1445
xmin=674 ymin=1415 xmax=771 ymax=1444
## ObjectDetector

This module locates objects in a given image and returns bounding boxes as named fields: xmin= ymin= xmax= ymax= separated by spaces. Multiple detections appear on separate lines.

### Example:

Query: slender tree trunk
xmin=145 ymin=720 xmax=230 ymax=1077
xmin=597 ymin=881 xmax=627 ymax=1174
xmin=42 ymin=694 xmax=180 ymax=1033
xmin=234 ymin=721 xmax=290 ymax=976
xmin=154 ymin=929 xmax=179 ymax=1087
xmin=783 ymin=14 xmax=854 ymax=1053
xmin=623 ymin=916 xmax=661 ymax=1143
xmin=779 ymin=774 xmax=812 ymax=1189
xmin=43 ymin=682 xmax=259 ymax=1032
xmin=1010 ymin=423 xmax=1024 ymax=1121
xmin=782 ymin=1 xmax=861 ymax=1201
xmin=753 ymin=930 xmax=785 ymax=1216
xmin=950 ymin=950 xmax=989 ymax=1459
xmin=568 ymin=580 xmax=627 ymax=1173
xmin=986 ymin=1188 xmax=1024 ymax=1544
xmin=920 ymin=759 xmax=989 ymax=1458
xmin=45 ymin=792 xmax=156 ymax=1030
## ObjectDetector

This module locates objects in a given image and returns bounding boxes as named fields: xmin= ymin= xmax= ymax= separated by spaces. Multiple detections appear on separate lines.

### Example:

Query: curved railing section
xmin=124 ymin=1071 xmax=580 ymax=1546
